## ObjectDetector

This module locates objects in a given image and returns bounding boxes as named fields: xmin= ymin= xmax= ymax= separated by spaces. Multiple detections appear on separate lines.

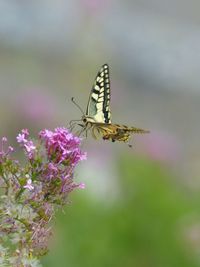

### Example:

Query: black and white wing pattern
xmin=72 ymin=63 xmax=149 ymax=146
xmin=86 ymin=64 xmax=111 ymax=124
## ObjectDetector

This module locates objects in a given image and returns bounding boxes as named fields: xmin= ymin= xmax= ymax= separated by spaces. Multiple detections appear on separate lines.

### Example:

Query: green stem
xmin=15 ymin=188 xmax=25 ymax=201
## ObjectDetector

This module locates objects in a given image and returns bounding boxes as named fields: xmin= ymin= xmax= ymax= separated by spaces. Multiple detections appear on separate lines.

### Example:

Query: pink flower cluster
xmin=0 ymin=127 xmax=86 ymax=264
xmin=39 ymin=127 xmax=86 ymax=165
xmin=39 ymin=127 xmax=86 ymax=194
xmin=16 ymin=127 xmax=86 ymax=195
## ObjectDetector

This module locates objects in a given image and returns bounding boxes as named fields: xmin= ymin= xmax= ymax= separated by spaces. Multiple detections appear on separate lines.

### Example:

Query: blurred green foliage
xmin=42 ymin=155 xmax=200 ymax=267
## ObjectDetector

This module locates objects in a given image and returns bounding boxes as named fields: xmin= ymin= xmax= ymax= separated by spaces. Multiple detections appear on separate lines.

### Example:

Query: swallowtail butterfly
xmin=71 ymin=64 xmax=149 ymax=146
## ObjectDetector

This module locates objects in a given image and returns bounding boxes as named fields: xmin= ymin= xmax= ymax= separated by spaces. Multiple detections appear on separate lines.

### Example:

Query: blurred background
xmin=1 ymin=0 xmax=200 ymax=266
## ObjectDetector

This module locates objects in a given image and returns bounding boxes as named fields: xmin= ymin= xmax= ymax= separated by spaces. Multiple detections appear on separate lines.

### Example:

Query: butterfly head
xmin=82 ymin=115 xmax=87 ymax=124
xmin=82 ymin=115 xmax=96 ymax=125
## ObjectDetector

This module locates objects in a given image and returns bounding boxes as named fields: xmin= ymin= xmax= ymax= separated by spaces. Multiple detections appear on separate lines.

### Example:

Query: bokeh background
xmin=1 ymin=1 xmax=200 ymax=266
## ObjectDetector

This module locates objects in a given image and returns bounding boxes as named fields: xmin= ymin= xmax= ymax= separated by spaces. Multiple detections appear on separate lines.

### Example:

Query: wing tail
xmin=130 ymin=127 xmax=150 ymax=134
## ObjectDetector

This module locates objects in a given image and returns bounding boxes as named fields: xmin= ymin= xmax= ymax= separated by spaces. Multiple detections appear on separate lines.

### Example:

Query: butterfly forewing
xmin=86 ymin=64 xmax=111 ymax=124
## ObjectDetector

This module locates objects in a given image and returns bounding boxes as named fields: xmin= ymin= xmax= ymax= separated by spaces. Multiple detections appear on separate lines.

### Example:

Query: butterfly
xmin=71 ymin=64 xmax=149 ymax=146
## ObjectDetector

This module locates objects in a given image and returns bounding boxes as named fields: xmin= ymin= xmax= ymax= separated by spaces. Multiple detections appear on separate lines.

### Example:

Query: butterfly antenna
xmin=71 ymin=97 xmax=85 ymax=115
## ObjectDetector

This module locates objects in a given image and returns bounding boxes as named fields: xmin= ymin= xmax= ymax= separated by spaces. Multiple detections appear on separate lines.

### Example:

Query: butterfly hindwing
xmin=101 ymin=124 xmax=150 ymax=142
xmin=92 ymin=123 xmax=150 ymax=142
xmin=86 ymin=64 xmax=111 ymax=123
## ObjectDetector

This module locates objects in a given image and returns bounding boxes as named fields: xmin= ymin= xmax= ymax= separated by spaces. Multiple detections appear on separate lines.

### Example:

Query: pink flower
xmin=39 ymin=129 xmax=53 ymax=139
xmin=16 ymin=133 xmax=27 ymax=144
xmin=78 ymin=183 xmax=85 ymax=189
xmin=0 ymin=137 xmax=14 ymax=160
xmin=17 ymin=130 xmax=36 ymax=159
xmin=24 ymin=141 xmax=36 ymax=153
xmin=8 ymin=146 xmax=14 ymax=152
xmin=24 ymin=141 xmax=36 ymax=159
xmin=2 ymin=137 xmax=7 ymax=142
xmin=17 ymin=129 xmax=30 ymax=144
xmin=24 ymin=178 xmax=34 ymax=191
xmin=45 ymin=163 xmax=59 ymax=180
xmin=21 ymin=129 xmax=29 ymax=137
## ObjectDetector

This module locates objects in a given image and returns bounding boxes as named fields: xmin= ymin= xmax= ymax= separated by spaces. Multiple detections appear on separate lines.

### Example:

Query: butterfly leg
xmin=85 ymin=124 xmax=93 ymax=138
xmin=75 ymin=125 xmax=86 ymax=137
xmin=85 ymin=125 xmax=92 ymax=138
xmin=123 ymin=136 xmax=133 ymax=148
xmin=76 ymin=123 xmax=93 ymax=138
xmin=69 ymin=122 xmax=76 ymax=131
xmin=67 ymin=119 xmax=83 ymax=132
xmin=125 ymin=136 xmax=133 ymax=148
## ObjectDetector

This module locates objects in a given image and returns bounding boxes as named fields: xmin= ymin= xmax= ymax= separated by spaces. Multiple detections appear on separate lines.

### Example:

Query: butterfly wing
xmin=86 ymin=64 xmax=111 ymax=123
xmin=94 ymin=123 xmax=150 ymax=142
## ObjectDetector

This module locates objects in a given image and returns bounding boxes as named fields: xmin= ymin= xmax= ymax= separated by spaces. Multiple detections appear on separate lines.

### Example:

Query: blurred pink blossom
xmin=78 ymin=183 xmax=85 ymax=189
xmin=15 ymin=89 xmax=54 ymax=122
xmin=2 ymin=137 xmax=7 ymax=143
xmin=137 ymin=131 xmax=181 ymax=162
xmin=81 ymin=0 xmax=110 ymax=14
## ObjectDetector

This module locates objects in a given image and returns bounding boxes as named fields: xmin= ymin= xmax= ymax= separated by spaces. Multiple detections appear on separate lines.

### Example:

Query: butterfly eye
xmin=83 ymin=118 xmax=87 ymax=123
